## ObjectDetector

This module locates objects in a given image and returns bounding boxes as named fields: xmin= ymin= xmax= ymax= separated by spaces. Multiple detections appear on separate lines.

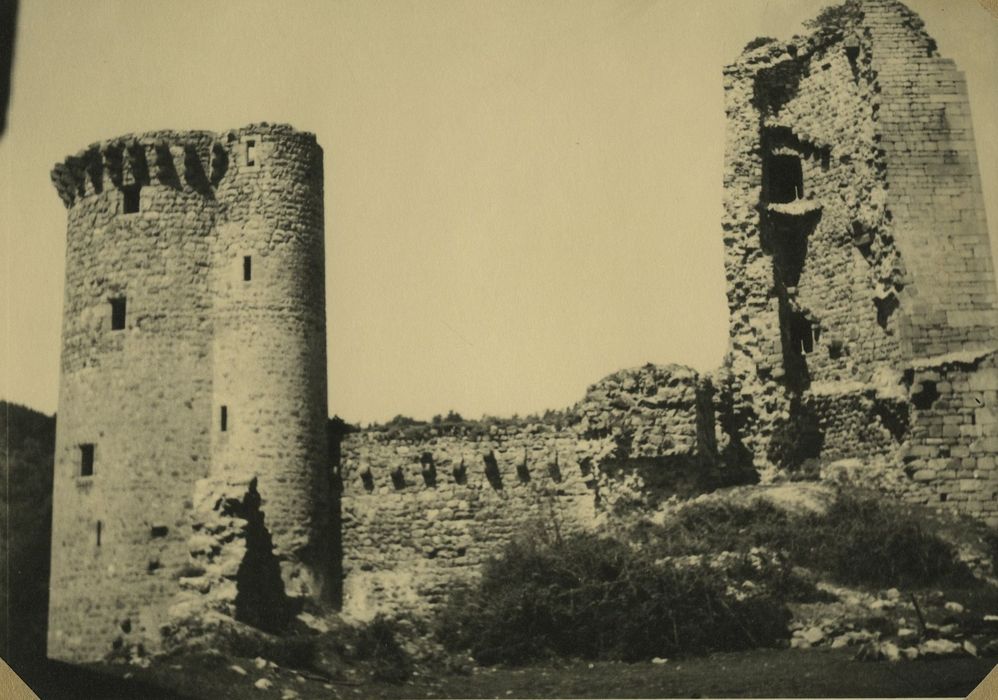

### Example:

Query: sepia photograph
xmin=2 ymin=0 xmax=998 ymax=697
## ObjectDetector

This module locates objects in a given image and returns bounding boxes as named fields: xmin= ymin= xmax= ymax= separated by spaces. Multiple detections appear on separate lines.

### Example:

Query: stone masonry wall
xmin=339 ymin=425 xmax=602 ymax=620
xmin=49 ymin=131 xmax=219 ymax=662
xmin=721 ymin=2 xmax=906 ymax=474
xmin=864 ymin=0 xmax=998 ymax=358
xmin=337 ymin=364 xmax=741 ymax=619
xmin=210 ymin=124 xmax=331 ymax=601
xmin=49 ymin=124 xmax=330 ymax=663
xmin=901 ymin=350 xmax=998 ymax=524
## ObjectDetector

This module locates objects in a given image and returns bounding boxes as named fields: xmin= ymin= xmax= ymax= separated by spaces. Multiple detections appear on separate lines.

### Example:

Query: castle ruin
xmin=46 ymin=0 xmax=998 ymax=662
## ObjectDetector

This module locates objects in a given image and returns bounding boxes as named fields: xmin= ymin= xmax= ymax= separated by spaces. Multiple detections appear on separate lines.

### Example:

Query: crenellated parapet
xmin=50 ymin=130 xmax=226 ymax=208
xmin=341 ymin=425 xmax=602 ymax=496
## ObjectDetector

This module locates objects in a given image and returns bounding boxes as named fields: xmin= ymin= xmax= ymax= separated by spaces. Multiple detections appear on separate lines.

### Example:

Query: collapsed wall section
xmin=721 ymin=2 xmax=908 ymax=475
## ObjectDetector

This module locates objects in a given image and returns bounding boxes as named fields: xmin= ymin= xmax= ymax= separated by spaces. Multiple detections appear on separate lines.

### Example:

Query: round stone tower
xmin=47 ymin=124 xmax=330 ymax=663
xmin=209 ymin=124 xmax=331 ymax=603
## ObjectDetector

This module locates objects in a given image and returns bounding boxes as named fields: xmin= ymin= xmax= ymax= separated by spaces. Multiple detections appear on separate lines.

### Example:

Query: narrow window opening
xmin=939 ymin=492 xmax=948 ymax=503
xmin=516 ymin=457 xmax=531 ymax=484
xmin=80 ymin=444 xmax=95 ymax=477
xmin=243 ymin=256 xmax=252 ymax=281
xmin=246 ymin=139 xmax=256 ymax=167
xmin=420 ymin=452 xmax=436 ymax=487
xmin=390 ymin=466 xmax=406 ymax=490
xmin=150 ymin=525 xmax=169 ymax=539
xmin=820 ymin=149 xmax=831 ymax=171
xmin=764 ymin=153 xmax=804 ymax=204
xmin=110 ymin=297 xmax=127 ymax=331
xmin=548 ymin=459 xmax=562 ymax=483
xmin=220 ymin=405 xmax=228 ymax=432
xmin=483 ymin=452 xmax=503 ymax=490
xmin=875 ymin=292 xmax=900 ymax=330
xmin=360 ymin=468 xmax=375 ymax=492
xmin=122 ymin=184 xmax=141 ymax=214
xmin=96 ymin=520 xmax=102 ymax=547
xmin=452 ymin=461 xmax=467 ymax=485
xmin=844 ymin=35 xmax=861 ymax=78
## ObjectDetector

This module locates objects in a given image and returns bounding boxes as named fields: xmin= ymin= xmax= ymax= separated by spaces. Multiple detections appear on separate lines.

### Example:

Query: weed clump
xmin=793 ymin=494 xmax=973 ymax=588
xmin=345 ymin=616 xmax=412 ymax=683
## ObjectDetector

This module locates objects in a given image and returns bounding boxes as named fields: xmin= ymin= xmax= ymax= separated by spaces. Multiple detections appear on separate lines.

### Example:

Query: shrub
xmin=437 ymin=489 xmax=975 ymax=666
xmin=803 ymin=1 xmax=861 ymax=32
xmin=347 ymin=616 xmax=411 ymax=683
xmin=792 ymin=493 xmax=974 ymax=589
xmin=640 ymin=498 xmax=793 ymax=556
xmin=984 ymin=531 xmax=998 ymax=575
xmin=436 ymin=534 xmax=792 ymax=665
xmin=744 ymin=36 xmax=777 ymax=52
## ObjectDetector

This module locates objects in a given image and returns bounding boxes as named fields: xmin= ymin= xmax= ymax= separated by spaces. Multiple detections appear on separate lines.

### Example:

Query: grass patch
xmin=641 ymin=489 xmax=976 ymax=590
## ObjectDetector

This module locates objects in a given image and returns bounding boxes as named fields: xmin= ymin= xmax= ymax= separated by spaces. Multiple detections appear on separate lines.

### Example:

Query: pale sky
xmin=2 ymin=0 xmax=996 ymax=424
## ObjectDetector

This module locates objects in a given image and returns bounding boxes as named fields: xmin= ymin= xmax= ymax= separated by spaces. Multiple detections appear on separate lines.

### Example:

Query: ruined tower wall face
xmin=721 ymin=26 xmax=905 ymax=470
xmin=49 ymin=133 xmax=219 ymax=661
xmin=863 ymin=0 xmax=998 ymax=358
xmin=721 ymin=1 xmax=998 ymax=521
xmin=49 ymin=124 xmax=330 ymax=662
xmin=211 ymin=125 xmax=330 ymax=596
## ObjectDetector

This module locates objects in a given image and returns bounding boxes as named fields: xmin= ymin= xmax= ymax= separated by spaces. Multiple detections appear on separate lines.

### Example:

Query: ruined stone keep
xmin=45 ymin=0 xmax=998 ymax=662
xmin=720 ymin=0 xmax=998 ymax=514
xmin=48 ymin=124 xmax=331 ymax=661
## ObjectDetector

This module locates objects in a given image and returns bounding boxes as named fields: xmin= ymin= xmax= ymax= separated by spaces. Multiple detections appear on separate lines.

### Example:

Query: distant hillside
xmin=1 ymin=401 xmax=55 ymax=666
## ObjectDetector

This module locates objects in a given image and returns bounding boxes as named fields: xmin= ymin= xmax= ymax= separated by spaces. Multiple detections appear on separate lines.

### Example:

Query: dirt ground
xmin=10 ymin=647 xmax=997 ymax=699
